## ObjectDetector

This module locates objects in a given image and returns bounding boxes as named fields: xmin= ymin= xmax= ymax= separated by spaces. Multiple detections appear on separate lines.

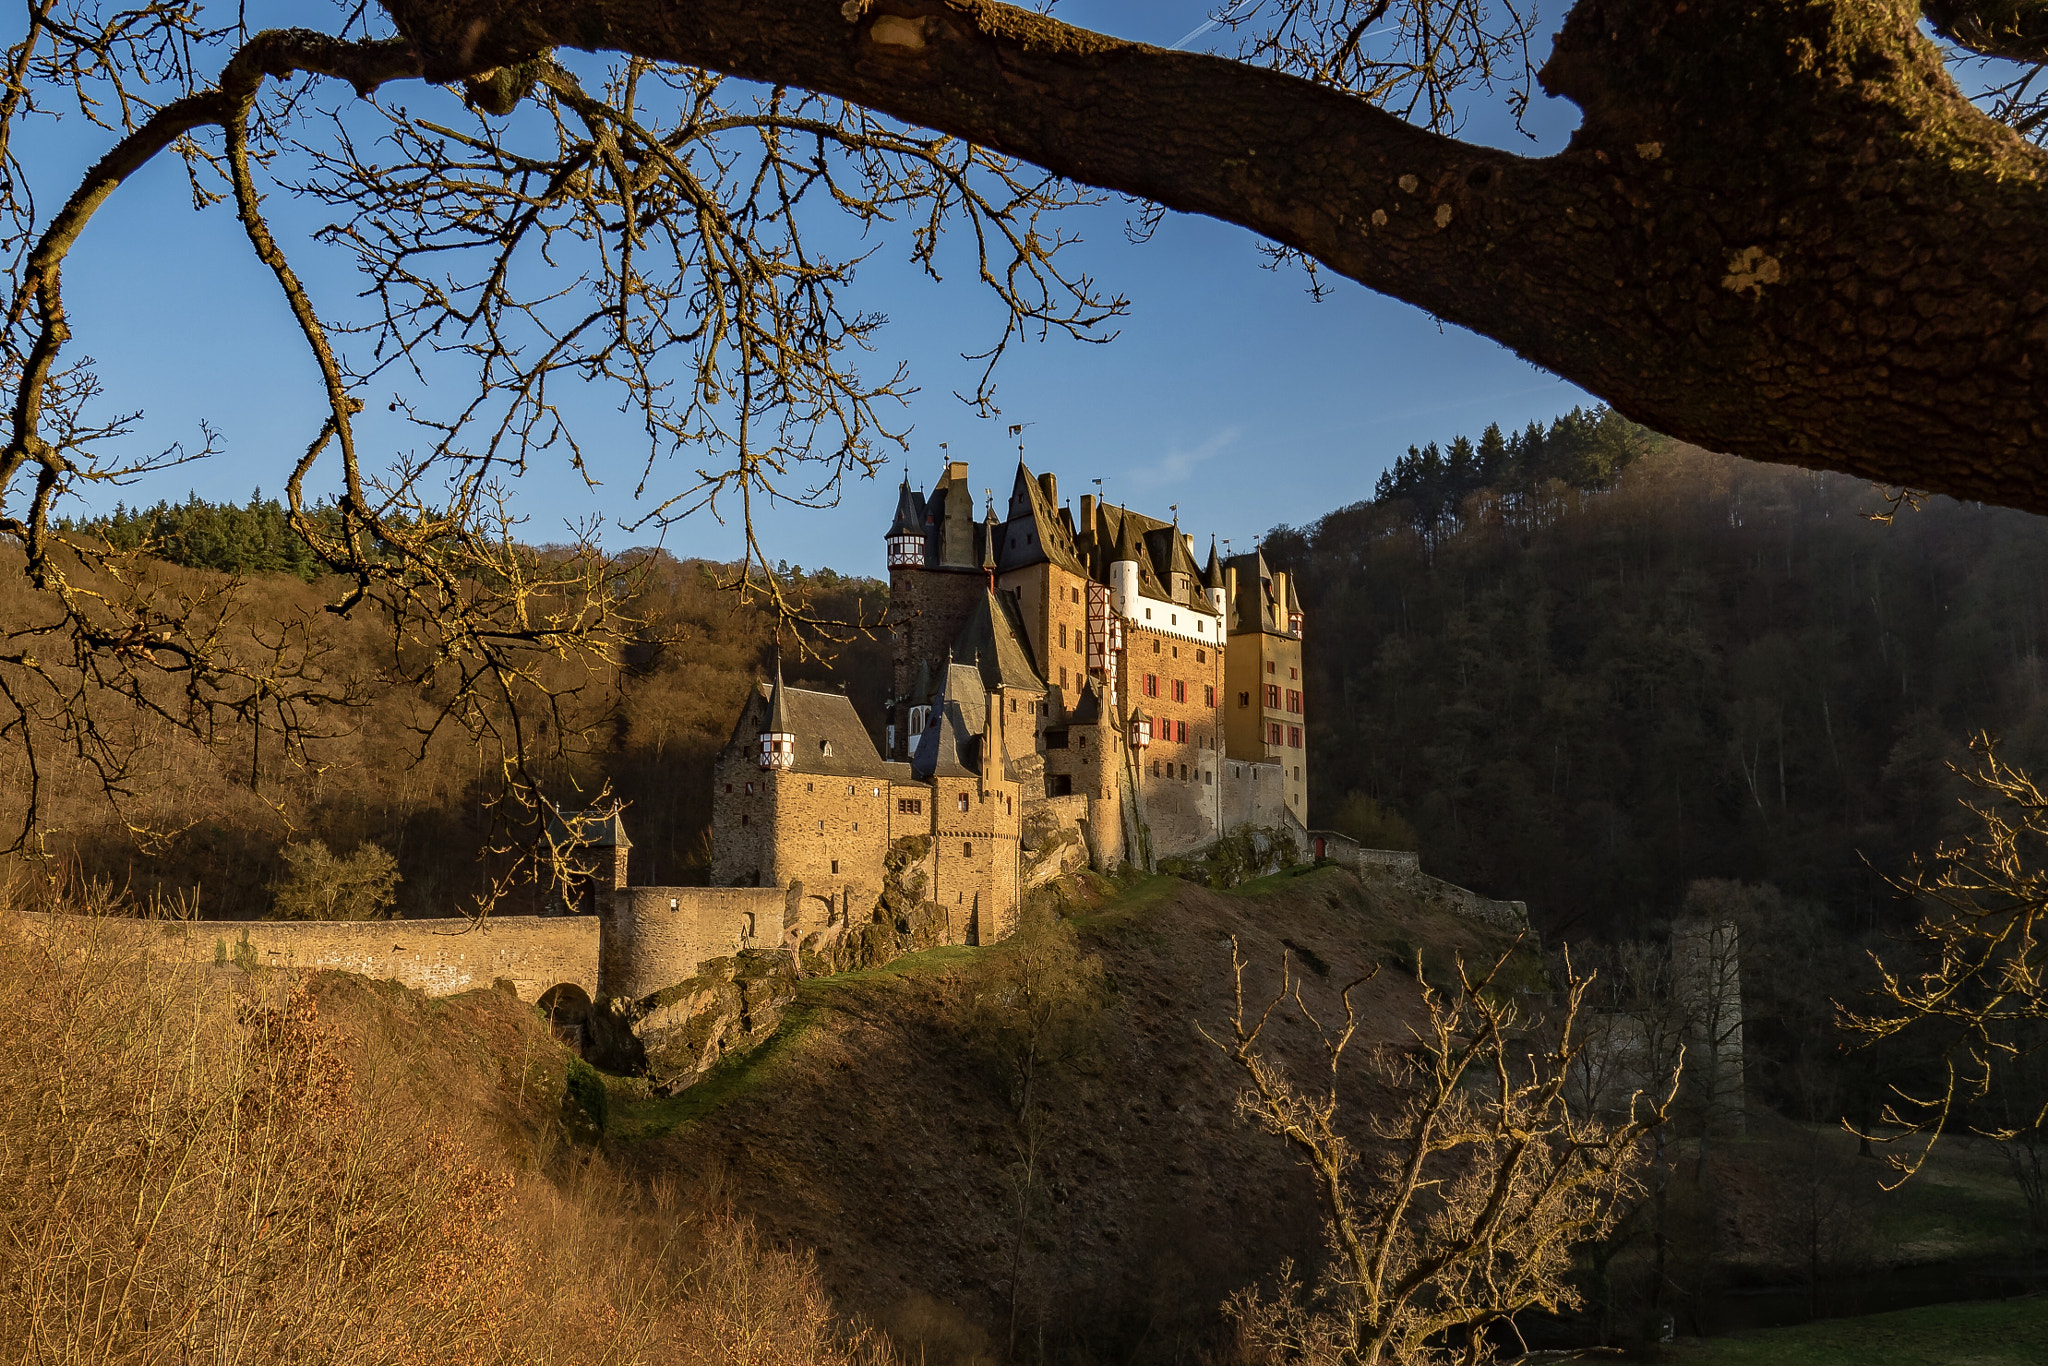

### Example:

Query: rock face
xmin=590 ymin=950 xmax=800 ymax=1092
xmin=591 ymin=835 xmax=958 ymax=1091
xmin=796 ymin=834 xmax=952 ymax=977
xmin=1020 ymin=805 xmax=1088 ymax=888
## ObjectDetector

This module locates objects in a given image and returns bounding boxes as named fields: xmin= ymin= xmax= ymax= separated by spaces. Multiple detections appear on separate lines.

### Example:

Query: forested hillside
xmin=1265 ymin=439 xmax=2048 ymax=939
xmin=1 ymin=529 xmax=886 ymax=918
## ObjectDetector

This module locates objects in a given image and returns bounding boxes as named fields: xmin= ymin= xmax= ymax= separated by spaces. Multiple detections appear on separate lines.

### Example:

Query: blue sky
xmin=39 ymin=1 xmax=1592 ymax=576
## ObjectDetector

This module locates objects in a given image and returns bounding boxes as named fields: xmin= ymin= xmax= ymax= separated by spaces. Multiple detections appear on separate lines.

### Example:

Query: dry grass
xmin=0 ymin=890 xmax=896 ymax=1366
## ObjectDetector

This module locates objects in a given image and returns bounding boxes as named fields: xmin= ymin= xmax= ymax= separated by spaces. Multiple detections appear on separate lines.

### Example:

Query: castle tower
xmin=886 ymin=475 xmax=926 ymax=568
xmin=759 ymin=659 xmax=795 ymax=769
xmin=1203 ymin=538 xmax=1227 ymax=618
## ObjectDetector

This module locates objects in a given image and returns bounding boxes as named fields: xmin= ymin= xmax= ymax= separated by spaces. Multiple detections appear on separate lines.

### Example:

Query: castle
xmin=703 ymin=456 xmax=1311 ymax=948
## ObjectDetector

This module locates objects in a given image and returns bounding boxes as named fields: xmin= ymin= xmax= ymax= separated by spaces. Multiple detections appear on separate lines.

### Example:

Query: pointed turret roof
xmin=765 ymin=655 xmax=793 ymax=734
xmin=953 ymin=586 xmax=1046 ymax=694
xmin=910 ymin=661 xmax=989 ymax=779
xmin=886 ymin=476 xmax=923 ymax=537
xmin=981 ymin=498 xmax=999 ymax=572
xmin=1112 ymin=509 xmax=1144 ymax=565
xmin=1204 ymin=537 xmax=1224 ymax=589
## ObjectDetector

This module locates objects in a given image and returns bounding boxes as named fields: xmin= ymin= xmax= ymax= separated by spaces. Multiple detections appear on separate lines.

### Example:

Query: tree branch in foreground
xmin=1206 ymin=942 xmax=1673 ymax=1365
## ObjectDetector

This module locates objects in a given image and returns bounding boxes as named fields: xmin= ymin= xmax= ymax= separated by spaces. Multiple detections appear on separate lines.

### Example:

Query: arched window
xmin=962 ymin=841 xmax=973 ymax=857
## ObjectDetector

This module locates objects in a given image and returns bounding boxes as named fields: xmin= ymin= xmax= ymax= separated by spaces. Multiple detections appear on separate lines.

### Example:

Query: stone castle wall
xmin=602 ymin=886 xmax=788 ymax=1000
xmin=1307 ymin=830 xmax=1528 ymax=931
xmin=66 ymin=913 xmax=600 ymax=1003
xmin=1221 ymin=758 xmax=1290 ymax=832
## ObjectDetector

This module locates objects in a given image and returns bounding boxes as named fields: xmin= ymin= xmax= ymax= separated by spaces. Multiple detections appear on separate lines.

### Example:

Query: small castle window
xmin=1171 ymin=646 xmax=1178 ymax=659
xmin=1238 ymin=691 xmax=1250 ymax=708
xmin=957 ymin=793 xmax=970 ymax=812
xmin=898 ymin=797 xmax=923 ymax=814
xmin=1197 ymin=649 xmax=1206 ymax=663
xmin=820 ymin=740 xmax=833 ymax=756
xmin=743 ymin=912 xmax=756 ymax=938
xmin=818 ymin=820 xmax=825 ymax=833
xmin=1204 ymin=769 xmax=1213 ymax=784
xmin=741 ymin=814 xmax=750 ymax=826
xmin=962 ymin=842 xmax=973 ymax=857
xmin=1291 ymin=666 xmax=1299 ymax=680
xmin=1152 ymin=639 xmax=1160 ymax=653
xmin=1144 ymin=608 xmax=1152 ymax=619
xmin=724 ymin=783 xmax=732 ymax=793
xmin=853 ymin=822 xmax=859 ymax=832
xmin=807 ymin=782 xmax=814 ymax=792
xmin=745 ymin=781 xmax=755 ymax=795
xmin=831 ymin=860 xmax=840 ymax=874
xmin=1266 ymin=660 xmax=1276 ymax=674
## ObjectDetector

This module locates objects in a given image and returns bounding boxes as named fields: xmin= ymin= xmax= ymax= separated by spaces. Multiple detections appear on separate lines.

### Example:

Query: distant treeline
xmin=59 ymin=492 xmax=343 ymax=581
xmin=1266 ymin=436 xmax=2048 ymax=942
xmin=1372 ymin=406 xmax=1654 ymax=539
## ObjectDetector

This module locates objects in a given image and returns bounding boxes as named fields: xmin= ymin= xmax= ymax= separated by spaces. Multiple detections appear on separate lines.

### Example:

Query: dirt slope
xmin=624 ymin=866 xmax=1530 ymax=1364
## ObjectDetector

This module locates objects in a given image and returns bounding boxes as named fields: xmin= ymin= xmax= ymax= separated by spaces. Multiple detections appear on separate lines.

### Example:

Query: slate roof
xmin=998 ymin=461 xmax=1088 ymax=576
xmin=953 ymin=587 xmax=1045 ymax=695
xmin=886 ymin=477 xmax=924 ymax=537
xmin=1227 ymin=550 xmax=1286 ymax=635
xmin=736 ymin=678 xmax=890 ymax=776
xmin=911 ymin=661 xmax=998 ymax=780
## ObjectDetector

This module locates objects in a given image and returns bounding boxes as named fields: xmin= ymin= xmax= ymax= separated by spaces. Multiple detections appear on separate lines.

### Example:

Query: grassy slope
xmin=614 ymin=865 xmax=1528 ymax=1363
xmin=1663 ymin=1297 xmax=2048 ymax=1366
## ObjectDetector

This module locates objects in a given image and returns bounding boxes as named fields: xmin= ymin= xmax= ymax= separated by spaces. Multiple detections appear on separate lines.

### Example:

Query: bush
xmin=271 ymin=839 xmax=403 ymax=920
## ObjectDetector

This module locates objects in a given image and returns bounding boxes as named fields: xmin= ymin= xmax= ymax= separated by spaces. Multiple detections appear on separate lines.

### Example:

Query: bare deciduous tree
xmin=1843 ymin=732 xmax=2048 ymax=1180
xmin=5 ymin=0 xmax=2047 ymax=864
xmin=1207 ymin=942 xmax=1673 ymax=1365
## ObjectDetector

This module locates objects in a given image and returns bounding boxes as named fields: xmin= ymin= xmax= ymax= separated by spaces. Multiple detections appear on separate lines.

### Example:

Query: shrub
xmin=271 ymin=839 xmax=403 ymax=920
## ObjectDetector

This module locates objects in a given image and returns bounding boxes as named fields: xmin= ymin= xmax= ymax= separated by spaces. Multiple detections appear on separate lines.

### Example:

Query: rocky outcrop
xmin=1021 ymin=803 xmax=1089 ymax=888
xmin=795 ymin=834 xmax=952 ymax=976
xmin=588 ymin=949 xmax=800 ymax=1092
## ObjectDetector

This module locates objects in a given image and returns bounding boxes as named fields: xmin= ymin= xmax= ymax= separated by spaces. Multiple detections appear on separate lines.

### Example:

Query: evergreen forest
xmin=1266 ymin=433 xmax=2048 ymax=940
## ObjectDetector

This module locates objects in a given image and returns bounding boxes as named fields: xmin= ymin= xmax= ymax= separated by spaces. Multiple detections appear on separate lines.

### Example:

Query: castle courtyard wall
xmin=85 ymin=913 xmax=601 ymax=1003
xmin=602 ymin=887 xmax=787 ymax=1000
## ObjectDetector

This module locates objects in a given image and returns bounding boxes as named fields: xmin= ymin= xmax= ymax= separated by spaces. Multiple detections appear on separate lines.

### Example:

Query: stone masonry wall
xmin=1220 ymin=758 xmax=1290 ymax=833
xmin=1309 ymin=831 xmax=1529 ymax=931
xmin=92 ymin=913 xmax=600 ymax=1003
xmin=602 ymin=886 xmax=787 ymax=1000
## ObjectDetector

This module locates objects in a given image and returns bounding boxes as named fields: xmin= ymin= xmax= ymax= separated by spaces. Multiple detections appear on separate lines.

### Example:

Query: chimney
xmin=1038 ymin=471 xmax=1057 ymax=506
xmin=1079 ymin=493 xmax=1095 ymax=531
xmin=946 ymin=459 xmax=969 ymax=483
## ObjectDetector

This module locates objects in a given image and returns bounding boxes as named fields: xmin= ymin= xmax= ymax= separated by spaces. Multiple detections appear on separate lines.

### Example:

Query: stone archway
xmin=536 ymin=983 xmax=594 ymax=1054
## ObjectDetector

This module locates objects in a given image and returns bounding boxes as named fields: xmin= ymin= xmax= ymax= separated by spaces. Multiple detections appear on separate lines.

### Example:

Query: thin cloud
xmin=1137 ymin=426 xmax=1241 ymax=484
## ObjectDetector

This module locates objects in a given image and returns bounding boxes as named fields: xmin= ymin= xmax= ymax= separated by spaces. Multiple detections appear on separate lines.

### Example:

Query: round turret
xmin=759 ymin=660 xmax=796 ymax=769
xmin=886 ymin=476 xmax=927 ymax=568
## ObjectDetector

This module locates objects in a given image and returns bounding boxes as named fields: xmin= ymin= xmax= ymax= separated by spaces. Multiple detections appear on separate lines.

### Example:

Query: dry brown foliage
xmin=0 ymin=553 xmax=882 ymax=916
xmin=0 ymin=886 xmax=898 ymax=1365
xmin=1208 ymin=943 xmax=1672 ymax=1366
